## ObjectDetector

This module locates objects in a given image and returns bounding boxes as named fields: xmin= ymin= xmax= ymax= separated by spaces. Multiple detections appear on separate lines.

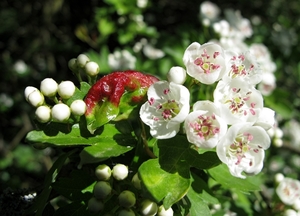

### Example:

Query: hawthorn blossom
xmin=184 ymin=100 xmax=227 ymax=148
xmin=216 ymin=123 xmax=271 ymax=179
xmin=183 ymin=42 xmax=226 ymax=85
xmin=199 ymin=1 xmax=220 ymax=26
xmin=254 ymin=107 xmax=275 ymax=130
xmin=276 ymin=177 xmax=300 ymax=205
xmin=222 ymin=51 xmax=262 ymax=85
xmin=213 ymin=79 xmax=264 ymax=125
xmin=140 ymin=81 xmax=190 ymax=139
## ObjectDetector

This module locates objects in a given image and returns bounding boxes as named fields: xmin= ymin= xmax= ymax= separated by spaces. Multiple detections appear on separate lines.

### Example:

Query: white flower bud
xmin=140 ymin=199 xmax=158 ymax=216
xmin=35 ymin=106 xmax=51 ymax=123
xmin=132 ymin=173 xmax=141 ymax=190
xmin=77 ymin=54 xmax=90 ymax=68
xmin=51 ymin=103 xmax=71 ymax=122
xmin=167 ymin=66 xmax=187 ymax=84
xmin=275 ymin=173 xmax=285 ymax=183
xmin=112 ymin=164 xmax=128 ymax=180
xmin=118 ymin=190 xmax=136 ymax=208
xmin=88 ymin=197 xmax=104 ymax=213
xmin=40 ymin=78 xmax=58 ymax=97
xmin=57 ymin=81 xmax=76 ymax=99
xmin=118 ymin=208 xmax=135 ymax=216
xmin=95 ymin=164 xmax=112 ymax=181
xmin=93 ymin=181 xmax=112 ymax=200
xmin=68 ymin=58 xmax=78 ymax=72
xmin=158 ymin=205 xmax=174 ymax=216
xmin=27 ymin=90 xmax=44 ymax=107
xmin=293 ymin=199 xmax=300 ymax=211
xmin=85 ymin=61 xmax=100 ymax=76
xmin=24 ymin=86 xmax=38 ymax=101
xmin=70 ymin=99 xmax=87 ymax=116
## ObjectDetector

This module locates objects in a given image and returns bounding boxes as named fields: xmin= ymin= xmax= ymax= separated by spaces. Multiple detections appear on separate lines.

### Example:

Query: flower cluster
xmin=24 ymin=79 xmax=86 ymax=123
xmin=23 ymin=54 xmax=101 ymax=123
xmin=275 ymin=174 xmax=300 ymax=215
xmin=140 ymin=39 xmax=275 ymax=179
xmin=200 ymin=1 xmax=277 ymax=96
xmin=89 ymin=163 xmax=174 ymax=216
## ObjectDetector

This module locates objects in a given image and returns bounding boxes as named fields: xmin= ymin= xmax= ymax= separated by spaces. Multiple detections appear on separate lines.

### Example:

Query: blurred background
xmin=1 ymin=0 xmax=300 ymax=204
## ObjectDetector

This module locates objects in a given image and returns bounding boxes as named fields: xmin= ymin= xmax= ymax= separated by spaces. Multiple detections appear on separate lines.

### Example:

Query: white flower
xmin=184 ymin=100 xmax=227 ymax=149
xmin=108 ymin=50 xmax=136 ymax=70
xmin=284 ymin=209 xmax=299 ymax=216
xmin=85 ymin=61 xmax=100 ymax=76
xmin=13 ymin=60 xmax=28 ymax=75
xmin=40 ymin=78 xmax=58 ymax=97
xmin=24 ymin=86 xmax=38 ymax=101
xmin=140 ymin=81 xmax=190 ymax=139
xmin=276 ymin=177 xmax=300 ymax=205
xmin=76 ymin=54 xmax=90 ymax=68
xmin=200 ymin=1 xmax=220 ymax=21
xmin=112 ymin=164 xmax=128 ymax=180
xmin=51 ymin=103 xmax=71 ymax=122
xmin=183 ymin=42 xmax=226 ymax=84
xmin=57 ymin=81 xmax=76 ymax=99
xmin=254 ymin=107 xmax=275 ymax=130
xmin=258 ymin=72 xmax=276 ymax=96
xmin=70 ymin=99 xmax=87 ymax=116
xmin=275 ymin=173 xmax=285 ymax=183
xmin=167 ymin=66 xmax=187 ymax=84
xmin=222 ymin=51 xmax=262 ymax=85
xmin=216 ymin=123 xmax=270 ymax=179
xmin=35 ymin=105 xmax=51 ymax=123
xmin=143 ymin=44 xmax=165 ymax=59
xmin=213 ymin=79 xmax=264 ymax=125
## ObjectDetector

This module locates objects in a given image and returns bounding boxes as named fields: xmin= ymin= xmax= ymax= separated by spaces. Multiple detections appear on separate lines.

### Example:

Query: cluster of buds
xmin=88 ymin=163 xmax=173 ymax=216
xmin=24 ymin=78 xmax=86 ymax=123
xmin=68 ymin=54 xmax=100 ymax=83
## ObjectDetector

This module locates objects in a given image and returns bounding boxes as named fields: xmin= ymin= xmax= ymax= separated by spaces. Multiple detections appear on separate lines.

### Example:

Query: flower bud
xmin=95 ymin=164 xmax=112 ymax=181
xmin=40 ymin=78 xmax=58 ymax=97
xmin=275 ymin=173 xmax=285 ymax=183
xmin=57 ymin=81 xmax=76 ymax=99
xmin=24 ymin=86 xmax=38 ymax=101
xmin=51 ymin=103 xmax=71 ymax=122
xmin=88 ymin=197 xmax=104 ymax=213
xmin=70 ymin=99 xmax=87 ymax=116
xmin=112 ymin=164 xmax=128 ymax=180
xmin=27 ymin=89 xmax=44 ymax=107
xmin=93 ymin=181 xmax=112 ymax=200
xmin=167 ymin=66 xmax=187 ymax=85
xmin=118 ymin=208 xmax=135 ymax=216
xmin=132 ymin=173 xmax=141 ymax=190
xmin=85 ymin=61 xmax=100 ymax=76
xmin=77 ymin=54 xmax=90 ymax=68
xmin=68 ymin=58 xmax=78 ymax=72
xmin=140 ymin=199 xmax=158 ymax=216
xmin=35 ymin=105 xmax=51 ymax=123
xmin=118 ymin=190 xmax=136 ymax=208
xmin=158 ymin=205 xmax=174 ymax=216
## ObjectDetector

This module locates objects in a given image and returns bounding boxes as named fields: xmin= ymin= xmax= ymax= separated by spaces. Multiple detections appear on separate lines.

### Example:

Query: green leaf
xmin=138 ymin=158 xmax=190 ymax=209
xmin=157 ymin=135 xmax=221 ymax=171
xmin=26 ymin=122 xmax=135 ymax=149
xmin=52 ymin=169 xmax=96 ymax=201
xmin=207 ymin=164 xmax=261 ymax=192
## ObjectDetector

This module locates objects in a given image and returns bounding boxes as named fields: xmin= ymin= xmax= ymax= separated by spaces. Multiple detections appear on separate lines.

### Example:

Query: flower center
xmin=189 ymin=114 xmax=220 ymax=140
xmin=229 ymin=54 xmax=254 ymax=78
xmin=194 ymin=49 xmax=220 ymax=74
xmin=228 ymin=132 xmax=260 ymax=166
xmin=225 ymin=88 xmax=256 ymax=116
xmin=148 ymin=87 xmax=181 ymax=121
